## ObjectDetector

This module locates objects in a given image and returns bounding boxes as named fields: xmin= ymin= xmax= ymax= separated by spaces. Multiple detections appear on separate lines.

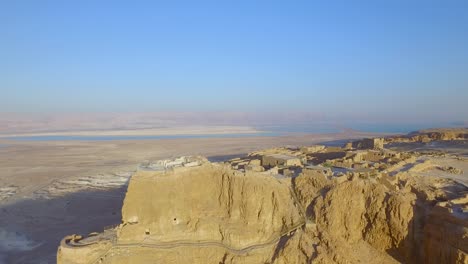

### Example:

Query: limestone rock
xmin=58 ymin=147 xmax=468 ymax=264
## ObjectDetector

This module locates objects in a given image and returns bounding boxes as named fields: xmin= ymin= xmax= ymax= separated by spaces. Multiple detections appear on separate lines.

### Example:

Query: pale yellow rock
xmin=57 ymin=143 xmax=468 ymax=264
xmin=58 ymin=162 xmax=308 ymax=264
xmin=119 ymin=164 xmax=304 ymax=247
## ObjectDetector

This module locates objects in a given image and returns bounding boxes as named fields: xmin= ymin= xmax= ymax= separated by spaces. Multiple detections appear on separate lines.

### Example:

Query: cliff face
xmin=119 ymin=163 xmax=304 ymax=248
xmin=58 ymin=162 xmax=310 ymax=264
xmin=291 ymin=171 xmax=414 ymax=263
xmin=57 ymin=155 xmax=468 ymax=264
xmin=292 ymin=171 xmax=468 ymax=264
xmin=314 ymin=181 xmax=416 ymax=259
xmin=424 ymin=198 xmax=468 ymax=264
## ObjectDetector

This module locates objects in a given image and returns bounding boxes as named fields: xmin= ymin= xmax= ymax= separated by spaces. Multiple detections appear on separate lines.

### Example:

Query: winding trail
xmin=90 ymin=220 xmax=305 ymax=264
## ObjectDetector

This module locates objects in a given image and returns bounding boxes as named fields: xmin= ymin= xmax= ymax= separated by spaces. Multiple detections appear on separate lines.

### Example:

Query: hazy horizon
xmin=0 ymin=111 xmax=465 ymax=136
xmin=2 ymin=1 xmax=468 ymax=123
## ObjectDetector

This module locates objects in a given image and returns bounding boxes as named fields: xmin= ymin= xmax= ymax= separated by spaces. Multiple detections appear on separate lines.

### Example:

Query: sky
xmin=1 ymin=0 xmax=468 ymax=124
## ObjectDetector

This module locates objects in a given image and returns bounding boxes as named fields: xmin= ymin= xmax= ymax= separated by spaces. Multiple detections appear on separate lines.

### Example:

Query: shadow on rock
xmin=0 ymin=186 xmax=127 ymax=264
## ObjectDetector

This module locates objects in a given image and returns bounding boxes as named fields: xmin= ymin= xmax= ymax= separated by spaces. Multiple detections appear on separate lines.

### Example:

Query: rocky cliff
xmin=58 ymin=150 xmax=468 ymax=264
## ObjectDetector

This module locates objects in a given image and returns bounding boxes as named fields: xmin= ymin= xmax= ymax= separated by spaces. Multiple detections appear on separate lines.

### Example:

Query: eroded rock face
xmin=312 ymin=180 xmax=417 ymax=262
xmin=58 ymin=162 xmax=310 ymax=264
xmin=119 ymin=163 xmax=304 ymax=248
xmin=58 ymin=153 xmax=468 ymax=264
xmin=424 ymin=198 xmax=468 ymax=264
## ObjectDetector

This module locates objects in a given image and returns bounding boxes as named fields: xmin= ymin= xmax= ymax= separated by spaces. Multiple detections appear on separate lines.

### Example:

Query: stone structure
xmin=351 ymin=138 xmax=385 ymax=150
xmin=261 ymin=154 xmax=302 ymax=168
xmin=300 ymin=145 xmax=325 ymax=153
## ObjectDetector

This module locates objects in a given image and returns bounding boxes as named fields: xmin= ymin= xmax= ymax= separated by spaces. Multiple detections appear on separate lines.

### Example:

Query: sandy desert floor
xmin=0 ymin=131 xmax=382 ymax=264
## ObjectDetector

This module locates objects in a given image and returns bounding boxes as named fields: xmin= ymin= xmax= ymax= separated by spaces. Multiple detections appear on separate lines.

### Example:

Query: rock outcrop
xmin=119 ymin=163 xmax=304 ymax=248
xmin=424 ymin=196 xmax=468 ymax=263
xmin=58 ymin=145 xmax=468 ymax=264
xmin=386 ymin=128 xmax=468 ymax=143
xmin=58 ymin=160 xmax=308 ymax=264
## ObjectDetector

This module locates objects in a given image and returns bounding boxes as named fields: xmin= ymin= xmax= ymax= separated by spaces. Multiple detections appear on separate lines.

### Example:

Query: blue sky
xmin=1 ymin=0 xmax=467 ymax=123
